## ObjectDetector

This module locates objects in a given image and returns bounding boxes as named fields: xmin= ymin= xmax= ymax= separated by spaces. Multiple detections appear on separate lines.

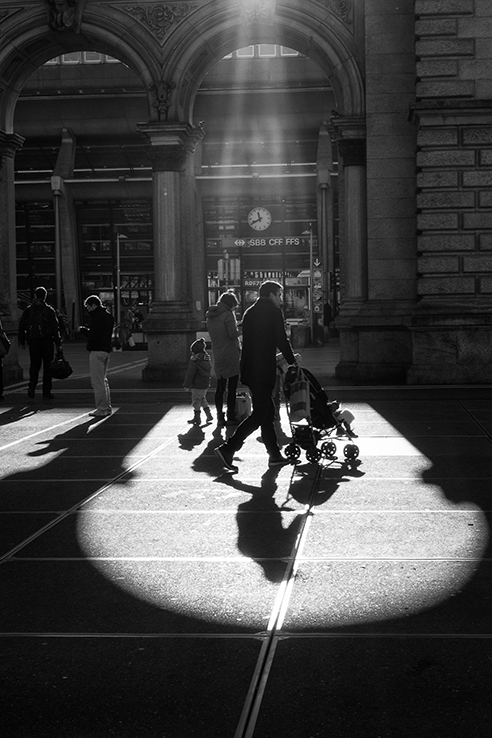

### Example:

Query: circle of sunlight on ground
xmin=76 ymin=480 xmax=489 ymax=630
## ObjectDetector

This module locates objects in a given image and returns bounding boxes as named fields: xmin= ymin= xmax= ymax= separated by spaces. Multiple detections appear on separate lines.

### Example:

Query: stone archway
xmin=0 ymin=0 xmax=367 ymax=383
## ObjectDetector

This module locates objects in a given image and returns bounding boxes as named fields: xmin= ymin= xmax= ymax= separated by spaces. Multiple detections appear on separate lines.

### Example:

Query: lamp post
xmin=116 ymin=233 xmax=128 ymax=327
xmin=51 ymin=176 xmax=63 ymax=313
xmin=303 ymin=225 xmax=314 ymax=343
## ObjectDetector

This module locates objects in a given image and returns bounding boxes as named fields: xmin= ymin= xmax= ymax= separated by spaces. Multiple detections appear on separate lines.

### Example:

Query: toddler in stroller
xmin=282 ymin=365 xmax=359 ymax=464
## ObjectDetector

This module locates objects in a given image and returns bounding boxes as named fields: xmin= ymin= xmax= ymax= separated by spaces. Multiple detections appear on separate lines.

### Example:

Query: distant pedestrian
xmin=183 ymin=337 xmax=213 ymax=426
xmin=206 ymin=291 xmax=241 ymax=426
xmin=18 ymin=286 xmax=62 ymax=400
xmin=79 ymin=295 xmax=115 ymax=417
xmin=214 ymin=280 xmax=297 ymax=471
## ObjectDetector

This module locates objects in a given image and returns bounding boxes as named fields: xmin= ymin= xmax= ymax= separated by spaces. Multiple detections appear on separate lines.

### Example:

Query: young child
xmin=183 ymin=338 xmax=213 ymax=425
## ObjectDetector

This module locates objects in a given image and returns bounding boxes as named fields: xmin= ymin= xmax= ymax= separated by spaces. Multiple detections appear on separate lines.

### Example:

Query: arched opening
xmin=12 ymin=47 xmax=154 ymax=331
xmin=192 ymin=42 xmax=339 ymax=346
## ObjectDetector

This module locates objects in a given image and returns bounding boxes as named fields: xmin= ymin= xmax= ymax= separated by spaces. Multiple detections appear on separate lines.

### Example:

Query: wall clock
xmin=247 ymin=207 xmax=272 ymax=231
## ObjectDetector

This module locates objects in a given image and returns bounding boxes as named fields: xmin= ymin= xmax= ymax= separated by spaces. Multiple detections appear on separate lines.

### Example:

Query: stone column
xmin=337 ymin=138 xmax=368 ymax=309
xmin=0 ymin=131 xmax=25 ymax=384
xmin=327 ymin=118 xmax=369 ymax=378
xmin=138 ymin=123 xmax=204 ymax=382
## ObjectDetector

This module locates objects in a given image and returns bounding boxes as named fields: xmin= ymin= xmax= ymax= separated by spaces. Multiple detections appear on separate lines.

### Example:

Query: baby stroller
xmin=282 ymin=365 xmax=360 ymax=464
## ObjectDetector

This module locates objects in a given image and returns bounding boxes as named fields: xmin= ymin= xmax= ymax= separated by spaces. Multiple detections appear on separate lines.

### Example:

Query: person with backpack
xmin=18 ymin=286 xmax=62 ymax=400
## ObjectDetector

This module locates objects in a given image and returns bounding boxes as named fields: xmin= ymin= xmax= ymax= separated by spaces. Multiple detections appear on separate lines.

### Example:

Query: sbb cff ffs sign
xmin=234 ymin=237 xmax=301 ymax=248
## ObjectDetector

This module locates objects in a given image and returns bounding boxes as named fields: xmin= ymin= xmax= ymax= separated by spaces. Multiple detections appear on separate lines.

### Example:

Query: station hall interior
xmin=1 ymin=3 xmax=492 ymax=737
xmin=14 ymin=44 xmax=337 ymax=334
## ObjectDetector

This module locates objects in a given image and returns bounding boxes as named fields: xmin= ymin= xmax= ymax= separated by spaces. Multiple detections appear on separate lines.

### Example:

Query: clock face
xmin=247 ymin=207 xmax=272 ymax=231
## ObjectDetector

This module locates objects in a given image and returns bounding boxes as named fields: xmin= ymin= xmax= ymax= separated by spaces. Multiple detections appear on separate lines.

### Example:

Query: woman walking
xmin=206 ymin=291 xmax=241 ymax=426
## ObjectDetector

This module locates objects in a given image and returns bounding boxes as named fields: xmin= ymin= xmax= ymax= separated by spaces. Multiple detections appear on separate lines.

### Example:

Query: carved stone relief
xmin=150 ymin=80 xmax=175 ymax=120
xmin=123 ymin=3 xmax=198 ymax=42
xmin=316 ymin=0 xmax=353 ymax=26
xmin=45 ymin=0 xmax=78 ymax=32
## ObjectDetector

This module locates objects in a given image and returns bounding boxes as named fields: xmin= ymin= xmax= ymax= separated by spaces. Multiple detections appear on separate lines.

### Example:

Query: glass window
xmin=83 ymin=51 xmax=102 ymax=64
xmin=61 ymin=52 xmax=81 ymax=64
xmin=258 ymin=44 xmax=276 ymax=58
xmin=280 ymin=47 xmax=299 ymax=57
xmin=236 ymin=46 xmax=255 ymax=58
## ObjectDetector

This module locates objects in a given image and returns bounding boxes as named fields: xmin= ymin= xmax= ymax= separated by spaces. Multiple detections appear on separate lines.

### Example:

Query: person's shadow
xmin=218 ymin=468 xmax=303 ymax=582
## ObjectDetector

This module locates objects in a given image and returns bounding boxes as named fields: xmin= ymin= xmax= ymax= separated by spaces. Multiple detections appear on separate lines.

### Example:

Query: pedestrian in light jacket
xmin=206 ymin=290 xmax=241 ymax=426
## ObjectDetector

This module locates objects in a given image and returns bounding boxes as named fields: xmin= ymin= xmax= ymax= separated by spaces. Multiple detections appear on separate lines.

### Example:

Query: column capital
xmin=0 ymin=131 xmax=25 ymax=166
xmin=138 ymin=122 xmax=205 ymax=172
xmin=337 ymin=138 xmax=366 ymax=166
xmin=326 ymin=115 xmax=366 ymax=167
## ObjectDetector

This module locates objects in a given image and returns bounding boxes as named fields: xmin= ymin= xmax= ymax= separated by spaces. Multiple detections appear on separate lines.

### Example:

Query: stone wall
xmin=409 ymin=0 xmax=492 ymax=383
xmin=335 ymin=0 xmax=417 ymax=383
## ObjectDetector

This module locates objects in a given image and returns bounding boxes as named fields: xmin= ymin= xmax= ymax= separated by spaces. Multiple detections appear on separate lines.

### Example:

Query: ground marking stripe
xmin=0 ymin=434 xmax=178 ymax=563
xmin=0 ymin=413 xmax=92 ymax=452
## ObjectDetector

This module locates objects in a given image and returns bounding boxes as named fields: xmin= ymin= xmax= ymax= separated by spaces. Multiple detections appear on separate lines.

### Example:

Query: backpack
xmin=28 ymin=305 xmax=51 ymax=339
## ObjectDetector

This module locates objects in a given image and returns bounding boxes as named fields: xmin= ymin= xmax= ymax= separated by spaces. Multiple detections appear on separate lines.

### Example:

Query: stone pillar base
xmin=141 ymin=301 xmax=201 ymax=383
xmin=335 ymin=304 xmax=413 ymax=384
xmin=407 ymin=301 xmax=492 ymax=385
xmin=335 ymin=331 xmax=411 ymax=384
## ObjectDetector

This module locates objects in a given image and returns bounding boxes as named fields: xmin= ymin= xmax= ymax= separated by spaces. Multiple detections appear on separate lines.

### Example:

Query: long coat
xmin=240 ymin=297 xmax=296 ymax=387
xmin=206 ymin=302 xmax=241 ymax=379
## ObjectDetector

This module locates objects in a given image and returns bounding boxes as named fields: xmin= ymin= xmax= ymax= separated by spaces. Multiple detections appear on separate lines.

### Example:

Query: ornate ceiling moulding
xmin=316 ymin=0 xmax=353 ymax=27
xmin=45 ymin=0 xmax=81 ymax=32
xmin=150 ymin=80 xmax=175 ymax=120
xmin=122 ymin=3 xmax=198 ymax=43
xmin=238 ymin=0 xmax=276 ymax=24
xmin=0 ymin=131 xmax=25 ymax=166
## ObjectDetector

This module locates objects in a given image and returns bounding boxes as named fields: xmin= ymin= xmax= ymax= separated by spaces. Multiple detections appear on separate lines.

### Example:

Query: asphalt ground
xmin=1 ymin=341 xmax=491 ymax=738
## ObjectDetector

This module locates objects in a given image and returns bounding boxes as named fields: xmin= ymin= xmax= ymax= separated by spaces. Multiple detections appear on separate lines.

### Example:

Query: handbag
xmin=0 ymin=328 xmax=11 ymax=356
xmin=286 ymin=367 xmax=311 ymax=422
xmin=50 ymin=347 xmax=73 ymax=379
xmin=235 ymin=391 xmax=252 ymax=422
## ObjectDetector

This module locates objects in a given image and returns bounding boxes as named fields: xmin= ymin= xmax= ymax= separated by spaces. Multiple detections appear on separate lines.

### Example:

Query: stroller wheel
xmin=343 ymin=444 xmax=359 ymax=460
xmin=306 ymin=446 xmax=322 ymax=463
xmin=321 ymin=441 xmax=337 ymax=459
xmin=285 ymin=443 xmax=301 ymax=462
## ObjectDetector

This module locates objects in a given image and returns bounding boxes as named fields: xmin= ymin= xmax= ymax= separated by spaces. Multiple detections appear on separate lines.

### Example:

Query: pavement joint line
xmin=459 ymin=398 xmax=492 ymax=442
xmin=0 ymin=412 xmax=93 ymax=452
xmin=4 ymin=475 xmax=490 ymax=482
xmin=12 ymin=556 xmax=307 ymax=562
xmin=0 ymin=434 xmax=178 ymax=563
xmin=2 ymin=631 xmax=490 ymax=639
xmin=5 ymin=508 xmax=480 ymax=516
xmin=3 ymin=359 xmax=148 ymax=393
xmin=0 ymin=632 xmax=268 ymax=639
xmin=235 ymin=465 xmax=322 ymax=738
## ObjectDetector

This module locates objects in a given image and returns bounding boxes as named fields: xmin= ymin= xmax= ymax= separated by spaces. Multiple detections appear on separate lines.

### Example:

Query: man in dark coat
xmin=18 ymin=286 xmax=62 ymax=400
xmin=215 ymin=280 xmax=297 ymax=471
xmin=80 ymin=295 xmax=115 ymax=417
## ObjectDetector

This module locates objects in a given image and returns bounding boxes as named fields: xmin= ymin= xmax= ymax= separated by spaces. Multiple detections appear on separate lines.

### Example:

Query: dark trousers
xmin=215 ymin=374 xmax=239 ymax=419
xmin=28 ymin=339 xmax=55 ymax=395
xmin=225 ymin=382 xmax=279 ymax=457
